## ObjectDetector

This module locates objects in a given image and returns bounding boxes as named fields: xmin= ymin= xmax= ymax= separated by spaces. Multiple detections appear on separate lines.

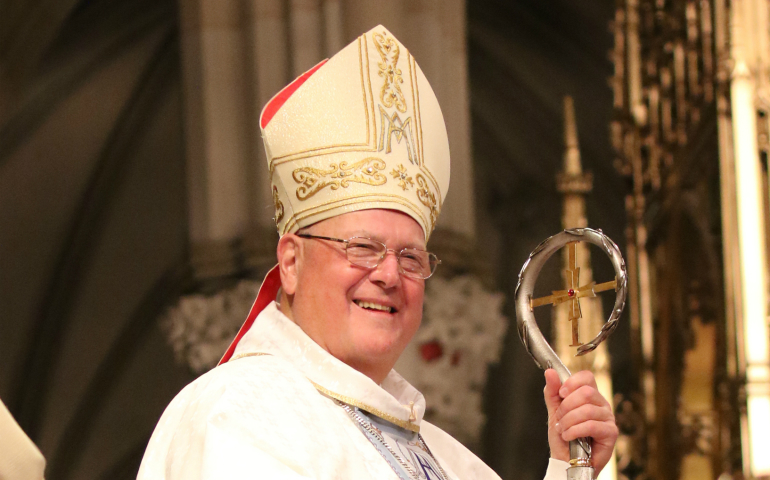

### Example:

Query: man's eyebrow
xmin=347 ymin=229 xmax=372 ymax=239
xmin=349 ymin=231 xmax=426 ymax=250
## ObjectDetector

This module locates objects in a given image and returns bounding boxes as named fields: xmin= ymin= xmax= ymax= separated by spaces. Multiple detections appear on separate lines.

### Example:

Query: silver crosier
xmin=514 ymin=228 xmax=627 ymax=480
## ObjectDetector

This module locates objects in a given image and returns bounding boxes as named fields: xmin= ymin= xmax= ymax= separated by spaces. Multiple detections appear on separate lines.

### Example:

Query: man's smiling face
xmin=281 ymin=209 xmax=426 ymax=382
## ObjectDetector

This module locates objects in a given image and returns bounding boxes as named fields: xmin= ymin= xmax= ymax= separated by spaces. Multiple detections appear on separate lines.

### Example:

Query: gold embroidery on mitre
xmin=416 ymin=174 xmax=439 ymax=230
xmin=391 ymin=164 xmax=414 ymax=191
xmin=281 ymin=193 xmax=431 ymax=236
xmin=406 ymin=55 xmax=421 ymax=167
xmin=272 ymin=185 xmax=284 ymax=225
xmin=378 ymin=105 xmax=416 ymax=164
xmin=293 ymin=157 xmax=388 ymax=200
xmin=374 ymin=32 xmax=407 ymax=113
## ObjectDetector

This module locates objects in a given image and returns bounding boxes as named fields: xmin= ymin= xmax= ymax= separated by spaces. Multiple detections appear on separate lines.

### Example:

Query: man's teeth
xmin=355 ymin=300 xmax=393 ymax=313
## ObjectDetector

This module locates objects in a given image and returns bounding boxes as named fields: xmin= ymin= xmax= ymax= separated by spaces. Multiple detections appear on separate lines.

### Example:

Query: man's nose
xmin=369 ymin=250 xmax=401 ymax=287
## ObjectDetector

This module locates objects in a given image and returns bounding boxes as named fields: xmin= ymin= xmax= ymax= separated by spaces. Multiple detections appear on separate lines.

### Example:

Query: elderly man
xmin=138 ymin=25 xmax=617 ymax=480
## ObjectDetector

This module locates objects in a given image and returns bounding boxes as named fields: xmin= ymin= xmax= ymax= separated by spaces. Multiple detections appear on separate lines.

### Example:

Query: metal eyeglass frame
xmin=296 ymin=233 xmax=440 ymax=279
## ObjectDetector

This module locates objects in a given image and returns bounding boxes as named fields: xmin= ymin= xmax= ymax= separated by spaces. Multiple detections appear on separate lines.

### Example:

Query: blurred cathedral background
xmin=1 ymin=0 xmax=769 ymax=479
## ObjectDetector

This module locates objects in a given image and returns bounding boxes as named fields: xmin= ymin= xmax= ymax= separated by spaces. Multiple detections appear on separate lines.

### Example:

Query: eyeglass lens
xmin=346 ymin=237 xmax=436 ymax=278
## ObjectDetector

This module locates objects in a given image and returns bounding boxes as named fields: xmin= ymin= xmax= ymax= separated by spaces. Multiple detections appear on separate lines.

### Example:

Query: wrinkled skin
xmin=544 ymin=369 xmax=619 ymax=474
xmin=277 ymin=209 xmax=426 ymax=384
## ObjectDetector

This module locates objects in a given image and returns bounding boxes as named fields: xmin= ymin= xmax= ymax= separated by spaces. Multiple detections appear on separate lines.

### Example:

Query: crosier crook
xmin=514 ymin=228 xmax=628 ymax=480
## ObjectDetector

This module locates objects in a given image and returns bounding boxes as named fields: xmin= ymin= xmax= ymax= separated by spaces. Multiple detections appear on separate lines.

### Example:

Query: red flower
xmin=420 ymin=341 xmax=443 ymax=362
xmin=450 ymin=350 xmax=462 ymax=366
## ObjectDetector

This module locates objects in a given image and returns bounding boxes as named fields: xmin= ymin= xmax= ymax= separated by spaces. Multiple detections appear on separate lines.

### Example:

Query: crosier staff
xmin=515 ymin=228 xmax=627 ymax=480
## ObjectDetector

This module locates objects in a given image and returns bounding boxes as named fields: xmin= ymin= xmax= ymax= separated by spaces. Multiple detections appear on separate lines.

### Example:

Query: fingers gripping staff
xmin=514 ymin=228 xmax=627 ymax=480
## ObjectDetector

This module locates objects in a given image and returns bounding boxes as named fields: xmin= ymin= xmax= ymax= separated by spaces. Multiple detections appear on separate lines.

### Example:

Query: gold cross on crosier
xmin=529 ymin=242 xmax=618 ymax=347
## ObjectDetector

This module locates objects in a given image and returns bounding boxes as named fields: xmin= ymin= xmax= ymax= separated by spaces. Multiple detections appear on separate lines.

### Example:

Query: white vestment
xmin=0 ymin=398 xmax=45 ymax=480
xmin=138 ymin=301 xmax=569 ymax=480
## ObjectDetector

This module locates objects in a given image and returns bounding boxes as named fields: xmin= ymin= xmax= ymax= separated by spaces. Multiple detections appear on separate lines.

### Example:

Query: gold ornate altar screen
xmin=610 ymin=0 xmax=770 ymax=479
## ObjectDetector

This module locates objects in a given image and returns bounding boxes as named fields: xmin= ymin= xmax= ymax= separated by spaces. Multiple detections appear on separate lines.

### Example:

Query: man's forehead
xmin=307 ymin=210 xmax=426 ymax=248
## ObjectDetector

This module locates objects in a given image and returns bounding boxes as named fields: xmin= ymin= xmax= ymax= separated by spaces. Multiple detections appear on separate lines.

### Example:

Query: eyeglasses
xmin=296 ymin=233 xmax=440 ymax=279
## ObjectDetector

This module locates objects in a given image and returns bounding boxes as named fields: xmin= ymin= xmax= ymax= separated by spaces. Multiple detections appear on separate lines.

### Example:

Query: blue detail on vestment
xmin=348 ymin=406 xmax=449 ymax=480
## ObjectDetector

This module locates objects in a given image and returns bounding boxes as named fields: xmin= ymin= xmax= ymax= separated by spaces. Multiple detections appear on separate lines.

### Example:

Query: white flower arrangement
xmin=161 ymin=280 xmax=260 ymax=373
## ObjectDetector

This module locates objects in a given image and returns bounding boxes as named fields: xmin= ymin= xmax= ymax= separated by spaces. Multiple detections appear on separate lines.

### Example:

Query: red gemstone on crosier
xmin=568 ymin=289 xmax=575 ymax=297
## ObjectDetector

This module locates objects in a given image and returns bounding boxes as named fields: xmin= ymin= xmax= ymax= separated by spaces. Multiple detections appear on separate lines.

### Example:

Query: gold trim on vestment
xmin=415 ymin=174 xmax=438 ymax=229
xmin=408 ymin=54 xmax=421 ymax=166
xmin=406 ymin=54 xmax=441 ymax=210
xmin=310 ymin=380 xmax=420 ymax=433
xmin=364 ymin=36 xmax=377 ymax=148
xmin=293 ymin=157 xmax=388 ymax=200
xmin=272 ymin=185 xmax=285 ymax=224
xmin=373 ymin=31 xmax=408 ymax=113
xmin=229 ymin=352 xmax=420 ymax=433
xmin=280 ymin=193 xmax=430 ymax=236
xmin=231 ymin=352 xmax=272 ymax=361
xmin=391 ymin=164 xmax=414 ymax=191
xmin=360 ymin=36 xmax=371 ymax=148
xmin=271 ymin=145 xmax=381 ymax=172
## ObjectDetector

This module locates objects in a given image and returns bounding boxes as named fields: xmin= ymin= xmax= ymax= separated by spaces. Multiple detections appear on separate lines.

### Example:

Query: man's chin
xmin=350 ymin=337 xmax=407 ymax=361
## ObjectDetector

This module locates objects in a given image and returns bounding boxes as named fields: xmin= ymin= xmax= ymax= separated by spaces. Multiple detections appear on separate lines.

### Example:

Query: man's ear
xmin=277 ymin=234 xmax=300 ymax=295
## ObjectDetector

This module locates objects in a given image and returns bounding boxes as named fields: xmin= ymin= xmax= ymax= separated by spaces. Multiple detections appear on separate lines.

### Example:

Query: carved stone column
xmin=242 ymin=0 xmax=289 ymax=274
xmin=728 ymin=1 xmax=770 ymax=476
xmin=178 ymin=0 xmax=253 ymax=281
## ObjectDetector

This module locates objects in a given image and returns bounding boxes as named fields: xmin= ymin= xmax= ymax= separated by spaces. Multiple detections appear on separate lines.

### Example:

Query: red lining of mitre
xmin=218 ymin=265 xmax=282 ymax=365
xmin=260 ymin=59 xmax=328 ymax=129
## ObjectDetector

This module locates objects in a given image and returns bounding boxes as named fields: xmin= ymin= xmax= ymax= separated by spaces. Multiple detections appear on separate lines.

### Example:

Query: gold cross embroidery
xmin=529 ymin=242 xmax=618 ymax=346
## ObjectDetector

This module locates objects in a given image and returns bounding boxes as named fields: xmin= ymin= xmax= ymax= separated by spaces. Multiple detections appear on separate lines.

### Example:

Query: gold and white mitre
xmin=260 ymin=25 xmax=450 ymax=241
